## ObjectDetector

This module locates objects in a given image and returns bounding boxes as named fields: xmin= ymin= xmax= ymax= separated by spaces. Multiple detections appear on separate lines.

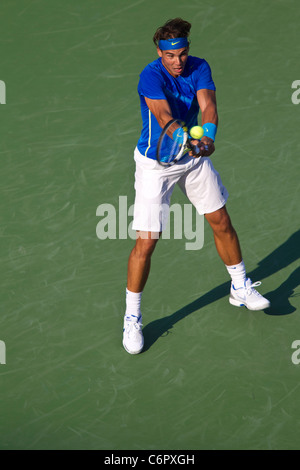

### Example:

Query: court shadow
xmin=263 ymin=267 xmax=300 ymax=316
xmin=142 ymin=229 xmax=300 ymax=352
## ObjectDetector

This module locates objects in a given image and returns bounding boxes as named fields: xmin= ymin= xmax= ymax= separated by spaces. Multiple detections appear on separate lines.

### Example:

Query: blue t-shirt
xmin=137 ymin=56 xmax=216 ymax=159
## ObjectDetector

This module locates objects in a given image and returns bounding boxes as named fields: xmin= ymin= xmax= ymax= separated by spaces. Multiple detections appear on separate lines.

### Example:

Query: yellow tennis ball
xmin=190 ymin=125 xmax=204 ymax=139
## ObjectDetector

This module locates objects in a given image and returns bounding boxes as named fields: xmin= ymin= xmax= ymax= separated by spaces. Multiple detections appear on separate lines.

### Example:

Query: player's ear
xmin=156 ymin=47 xmax=162 ymax=58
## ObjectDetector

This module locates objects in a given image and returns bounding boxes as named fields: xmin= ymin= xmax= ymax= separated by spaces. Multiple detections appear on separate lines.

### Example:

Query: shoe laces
xmin=124 ymin=314 xmax=143 ymax=330
xmin=245 ymin=279 xmax=262 ymax=296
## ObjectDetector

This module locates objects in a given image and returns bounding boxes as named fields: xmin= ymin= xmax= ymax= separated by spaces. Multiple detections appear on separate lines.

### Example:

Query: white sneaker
xmin=229 ymin=278 xmax=270 ymax=311
xmin=123 ymin=314 xmax=144 ymax=354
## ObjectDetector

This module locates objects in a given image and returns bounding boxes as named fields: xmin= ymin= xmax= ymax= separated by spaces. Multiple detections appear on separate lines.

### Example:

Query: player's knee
xmin=207 ymin=208 xmax=233 ymax=235
xmin=218 ymin=211 xmax=233 ymax=234
xmin=135 ymin=234 xmax=159 ymax=258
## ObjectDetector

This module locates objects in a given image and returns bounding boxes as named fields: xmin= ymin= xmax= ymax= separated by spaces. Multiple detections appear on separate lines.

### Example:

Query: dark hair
xmin=153 ymin=18 xmax=191 ymax=46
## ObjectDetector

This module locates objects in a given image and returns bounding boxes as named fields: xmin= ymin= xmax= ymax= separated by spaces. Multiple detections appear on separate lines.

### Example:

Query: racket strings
xmin=159 ymin=130 xmax=186 ymax=163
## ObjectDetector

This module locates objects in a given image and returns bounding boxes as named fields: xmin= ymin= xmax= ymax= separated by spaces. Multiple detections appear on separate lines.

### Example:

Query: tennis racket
xmin=156 ymin=119 xmax=207 ymax=167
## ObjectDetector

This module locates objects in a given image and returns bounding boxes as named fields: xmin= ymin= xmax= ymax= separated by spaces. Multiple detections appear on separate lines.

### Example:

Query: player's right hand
xmin=190 ymin=137 xmax=215 ymax=157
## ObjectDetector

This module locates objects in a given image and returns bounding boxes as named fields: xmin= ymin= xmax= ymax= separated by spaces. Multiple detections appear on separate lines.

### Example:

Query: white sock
xmin=125 ymin=288 xmax=142 ymax=319
xmin=226 ymin=260 xmax=246 ymax=289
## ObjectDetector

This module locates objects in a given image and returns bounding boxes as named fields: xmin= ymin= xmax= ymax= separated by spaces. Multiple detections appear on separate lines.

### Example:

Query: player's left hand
xmin=190 ymin=136 xmax=215 ymax=158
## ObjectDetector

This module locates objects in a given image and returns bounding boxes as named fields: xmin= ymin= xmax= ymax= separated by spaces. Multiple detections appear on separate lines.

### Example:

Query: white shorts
xmin=132 ymin=147 xmax=228 ymax=232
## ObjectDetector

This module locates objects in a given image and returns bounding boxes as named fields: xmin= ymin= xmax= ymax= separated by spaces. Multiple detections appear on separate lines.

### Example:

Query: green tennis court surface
xmin=1 ymin=0 xmax=299 ymax=450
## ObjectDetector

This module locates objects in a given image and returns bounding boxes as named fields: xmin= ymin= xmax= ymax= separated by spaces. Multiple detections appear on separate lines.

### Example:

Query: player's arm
xmin=144 ymin=97 xmax=179 ymax=137
xmin=196 ymin=89 xmax=218 ymax=156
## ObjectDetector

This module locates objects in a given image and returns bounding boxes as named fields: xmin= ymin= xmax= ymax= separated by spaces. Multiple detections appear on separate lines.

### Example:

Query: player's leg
xmin=204 ymin=205 xmax=242 ymax=267
xmin=123 ymin=148 xmax=184 ymax=354
xmin=123 ymin=231 xmax=160 ymax=355
xmin=205 ymin=206 xmax=270 ymax=310
xmin=178 ymin=157 xmax=270 ymax=310
xmin=127 ymin=231 xmax=161 ymax=294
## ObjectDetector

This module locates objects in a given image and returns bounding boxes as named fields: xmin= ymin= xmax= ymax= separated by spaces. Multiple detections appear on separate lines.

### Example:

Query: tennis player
xmin=123 ymin=18 xmax=270 ymax=354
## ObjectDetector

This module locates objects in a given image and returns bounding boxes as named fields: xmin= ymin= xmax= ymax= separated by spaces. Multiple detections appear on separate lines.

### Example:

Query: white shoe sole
xmin=229 ymin=295 xmax=270 ymax=311
xmin=122 ymin=339 xmax=144 ymax=355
